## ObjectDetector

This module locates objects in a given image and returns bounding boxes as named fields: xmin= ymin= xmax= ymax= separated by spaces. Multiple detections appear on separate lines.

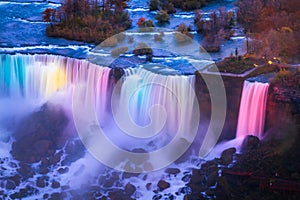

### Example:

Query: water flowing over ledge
xmin=236 ymin=81 xmax=269 ymax=139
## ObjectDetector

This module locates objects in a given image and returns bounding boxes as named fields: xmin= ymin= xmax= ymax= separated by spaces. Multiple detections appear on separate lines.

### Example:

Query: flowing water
xmin=236 ymin=81 xmax=269 ymax=139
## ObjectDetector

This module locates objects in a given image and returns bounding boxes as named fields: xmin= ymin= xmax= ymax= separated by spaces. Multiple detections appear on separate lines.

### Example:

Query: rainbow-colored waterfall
xmin=0 ymin=54 xmax=199 ymax=149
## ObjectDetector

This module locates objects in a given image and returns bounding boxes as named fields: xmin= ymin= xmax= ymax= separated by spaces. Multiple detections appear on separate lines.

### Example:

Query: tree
xmin=42 ymin=8 xmax=56 ymax=22
xmin=149 ymin=0 xmax=160 ymax=11
xmin=236 ymin=0 xmax=264 ymax=33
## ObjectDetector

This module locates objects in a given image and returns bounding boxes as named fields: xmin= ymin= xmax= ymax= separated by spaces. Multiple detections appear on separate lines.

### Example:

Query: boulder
xmin=241 ymin=135 xmax=260 ymax=153
xmin=219 ymin=148 xmax=236 ymax=166
xmin=157 ymin=180 xmax=170 ymax=191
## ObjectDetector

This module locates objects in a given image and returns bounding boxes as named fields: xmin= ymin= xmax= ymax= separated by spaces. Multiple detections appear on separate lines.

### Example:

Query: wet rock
xmin=165 ymin=168 xmax=181 ymax=175
xmin=11 ymin=103 xmax=69 ymax=164
xmin=49 ymin=151 xmax=63 ymax=165
xmin=9 ymin=174 xmax=21 ymax=186
xmin=108 ymin=189 xmax=124 ymax=200
xmin=39 ymin=166 xmax=49 ymax=174
xmin=10 ymin=186 xmax=38 ymax=199
xmin=157 ymin=180 xmax=170 ymax=191
xmin=6 ymin=180 xmax=16 ymax=190
xmin=34 ymin=139 xmax=53 ymax=155
xmin=50 ymin=193 xmax=61 ymax=200
xmin=241 ymin=135 xmax=260 ymax=153
xmin=17 ymin=162 xmax=35 ymax=178
xmin=219 ymin=148 xmax=236 ymax=166
xmin=146 ymin=182 xmax=152 ymax=190
xmin=103 ymin=179 xmax=114 ymax=188
xmin=62 ymin=139 xmax=85 ymax=166
xmin=58 ymin=167 xmax=69 ymax=174
xmin=36 ymin=177 xmax=46 ymax=188
xmin=51 ymin=181 xmax=60 ymax=188
xmin=152 ymin=194 xmax=162 ymax=200
xmin=124 ymin=182 xmax=136 ymax=196
xmin=181 ymin=173 xmax=191 ymax=182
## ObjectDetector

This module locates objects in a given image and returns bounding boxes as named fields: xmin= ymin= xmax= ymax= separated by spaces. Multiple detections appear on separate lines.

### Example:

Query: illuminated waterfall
xmin=116 ymin=68 xmax=199 ymax=142
xmin=236 ymin=81 xmax=269 ymax=139
xmin=0 ymin=54 xmax=199 ymax=145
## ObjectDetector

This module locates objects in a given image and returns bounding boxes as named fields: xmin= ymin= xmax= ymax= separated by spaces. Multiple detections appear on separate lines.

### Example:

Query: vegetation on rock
xmin=211 ymin=56 xmax=265 ymax=74
xmin=195 ymin=8 xmax=235 ymax=52
xmin=42 ymin=0 xmax=131 ymax=44
xmin=150 ymin=0 xmax=214 ymax=12
xmin=137 ymin=17 xmax=155 ymax=32
xmin=175 ymin=23 xmax=193 ymax=43
xmin=155 ymin=10 xmax=170 ymax=24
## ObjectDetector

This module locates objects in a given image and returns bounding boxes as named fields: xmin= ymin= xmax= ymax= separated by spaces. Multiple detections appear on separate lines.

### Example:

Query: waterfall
xmin=0 ymin=54 xmax=199 ymax=147
xmin=236 ymin=81 xmax=269 ymax=139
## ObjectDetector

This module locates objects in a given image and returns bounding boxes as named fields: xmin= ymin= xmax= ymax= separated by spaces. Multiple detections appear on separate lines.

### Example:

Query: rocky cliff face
xmin=194 ymin=72 xmax=245 ymax=141
xmin=265 ymin=85 xmax=300 ymax=135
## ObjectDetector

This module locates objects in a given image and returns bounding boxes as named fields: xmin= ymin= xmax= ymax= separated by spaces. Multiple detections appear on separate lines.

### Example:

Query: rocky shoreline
xmin=0 ymin=102 xmax=299 ymax=199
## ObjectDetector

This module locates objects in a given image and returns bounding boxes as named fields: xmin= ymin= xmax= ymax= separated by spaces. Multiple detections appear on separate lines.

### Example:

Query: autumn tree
xmin=237 ymin=0 xmax=300 ymax=62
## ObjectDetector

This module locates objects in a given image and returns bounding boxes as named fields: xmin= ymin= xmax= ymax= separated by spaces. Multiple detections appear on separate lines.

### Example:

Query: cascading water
xmin=0 ymin=54 xmax=200 ymax=173
xmin=236 ymin=80 xmax=269 ymax=139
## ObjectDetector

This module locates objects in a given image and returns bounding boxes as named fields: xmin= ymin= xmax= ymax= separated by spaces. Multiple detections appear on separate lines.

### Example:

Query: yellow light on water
xmin=268 ymin=60 xmax=273 ymax=65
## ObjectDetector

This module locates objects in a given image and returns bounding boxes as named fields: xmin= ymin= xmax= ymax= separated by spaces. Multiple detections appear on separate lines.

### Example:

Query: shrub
xmin=149 ymin=0 xmax=160 ymax=11
xmin=273 ymin=68 xmax=293 ymax=82
xmin=175 ymin=23 xmax=193 ymax=43
xmin=155 ymin=10 xmax=170 ymax=24
xmin=162 ymin=2 xmax=176 ymax=14
xmin=138 ymin=17 xmax=155 ymax=32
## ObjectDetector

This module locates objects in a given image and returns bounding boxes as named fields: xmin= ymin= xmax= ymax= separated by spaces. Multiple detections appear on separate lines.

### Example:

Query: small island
xmin=42 ymin=0 xmax=132 ymax=43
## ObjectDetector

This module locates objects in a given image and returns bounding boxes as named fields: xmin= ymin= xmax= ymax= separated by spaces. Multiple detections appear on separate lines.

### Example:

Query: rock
xmin=9 ymin=174 xmax=21 ymax=186
xmin=157 ymin=180 xmax=170 ymax=191
xmin=58 ymin=167 xmax=69 ymax=174
xmin=6 ymin=180 xmax=16 ymax=190
xmin=103 ymin=179 xmax=114 ymax=188
xmin=219 ymin=148 xmax=236 ymax=166
xmin=34 ymin=140 xmax=53 ymax=155
xmin=108 ymin=189 xmax=124 ymax=200
xmin=36 ymin=178 xmax=46 ymax=188
xmin=11 ymin=103 xmax=69 ymax=164
xmin=152 ymin=194 xmax=162 ymax=200
xmin=241 ymin=135 xmax=260 ymax=153
xmin=165 ymin=168 xmax=181 ymax=175
xmin=181 ymin=174 xmax=191 ymax=182
xmin=50 ymin=193 xmax=61 ymax=200
xmin=39 ymin=166 xmax=49 ymax=175
xmin=51 ymin=181 xmax=60 ymax=189
xmin=124 ymin=182 xmax=136 ymax=196
xmin=17 ymin=162 xmax=34 ymax=178
xmin=146 ymin=183 xmax=152 ymax=190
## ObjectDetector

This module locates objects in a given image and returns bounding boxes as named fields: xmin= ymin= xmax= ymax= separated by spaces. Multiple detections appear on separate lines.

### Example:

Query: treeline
xmin=149 ymin=0 xmax=214 ymax=12
xmin=237 ymin=0 xmax=300 ymax=62
xmin=42 ymin=0 xmax=131 ymax=43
